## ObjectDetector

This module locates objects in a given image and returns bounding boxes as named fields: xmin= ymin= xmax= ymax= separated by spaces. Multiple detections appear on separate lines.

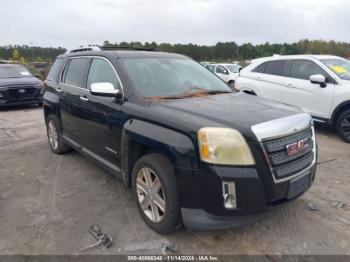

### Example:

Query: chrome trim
xmin=251 ymin=113 xmax=313 ymax=141
xmin=312 ymin=118 xmax=326 ymax=123
xmin=58 ymin=55 xmax=125 ymax=100
xmin=62 ymin=134 xmax=121 ymax=173
xmin=251 ymin=113 xmax=316 ymax=184
xmin=79 ymin=96 xmax=89 ymax=102
xmin=105 ymin=146 xmax=118 ymax=155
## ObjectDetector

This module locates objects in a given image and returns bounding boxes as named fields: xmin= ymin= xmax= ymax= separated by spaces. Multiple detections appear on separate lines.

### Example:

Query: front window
xmin=87 ymin=58 xmax=120 ymax=90
xmin=320 ymin=58 xmax=350 ymax=81
xmin=119 ymin=58 xmax=231 ymax=98
xmin=0 ymin=66 xmax=32 ymax=79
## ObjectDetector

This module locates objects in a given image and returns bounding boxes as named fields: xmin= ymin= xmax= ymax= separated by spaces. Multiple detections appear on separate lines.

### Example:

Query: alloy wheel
xmin=136 ymin=167 xmax=166 ymax=223
xmin=48 ymin=120 xmax=59 ymax=150
xmin=341 ymin=115 xmax=350 ymax=139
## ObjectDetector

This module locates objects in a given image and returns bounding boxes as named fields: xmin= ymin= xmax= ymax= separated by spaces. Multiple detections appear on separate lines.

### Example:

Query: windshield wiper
xmin=146 ymin=89 xmax=232 ymax=100
xmin=206 ymin=90 xmax=233 ymax=94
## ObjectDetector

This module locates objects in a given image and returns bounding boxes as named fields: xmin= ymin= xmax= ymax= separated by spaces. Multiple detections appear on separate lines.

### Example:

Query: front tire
xmin=46 ymin=114 xmax=72 ymax=154
xmin=336 ymin=109 xmax=350 ymax=143
xmin=132 ymin=153 xmax=182 ymax=233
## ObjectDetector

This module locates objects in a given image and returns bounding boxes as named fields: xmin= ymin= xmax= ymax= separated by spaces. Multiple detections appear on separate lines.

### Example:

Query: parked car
xmin=205 ymin=63 xmax=241 ymax=88
xmin=43 ymin=47 xmax=317 ymax=233
xmin=235 ymin=55 xmax=350 ymax=142
xmin=0 ymin=64 xmax=44 ymax=107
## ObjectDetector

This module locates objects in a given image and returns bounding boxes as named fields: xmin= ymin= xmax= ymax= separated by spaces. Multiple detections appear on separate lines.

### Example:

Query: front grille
xmin=262 ymin=128 xmax=314 ymax=181
xmin=7 ymin=87 xmax=37 ymax=100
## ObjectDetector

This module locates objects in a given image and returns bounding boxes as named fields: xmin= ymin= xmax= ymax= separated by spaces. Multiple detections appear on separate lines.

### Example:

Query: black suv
xmin=43 ymin=47 xmax=317 ymax=233
xmin=0 ymin=64 xmax=44 ymax=107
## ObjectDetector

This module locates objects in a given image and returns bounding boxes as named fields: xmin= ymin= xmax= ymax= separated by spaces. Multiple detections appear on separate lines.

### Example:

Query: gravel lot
xmin=0 ymin=106 xmax=349 ymax=255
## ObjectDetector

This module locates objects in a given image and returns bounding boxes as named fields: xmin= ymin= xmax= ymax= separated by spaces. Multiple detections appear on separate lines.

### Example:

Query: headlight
xmin=198 ymin=127 xmax=255 ymax=165
xmin=35 ymin=82 xmax=45 ymax=94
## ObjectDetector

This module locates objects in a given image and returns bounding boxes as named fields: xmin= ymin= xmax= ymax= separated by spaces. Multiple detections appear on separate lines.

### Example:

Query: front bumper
xmin=182 ymin=207 xmax=272 ymax=230
xmin=0 ymin=98 xmax=42 ymax=107
xmin=178 ymin=162 xmax=316 ymax=230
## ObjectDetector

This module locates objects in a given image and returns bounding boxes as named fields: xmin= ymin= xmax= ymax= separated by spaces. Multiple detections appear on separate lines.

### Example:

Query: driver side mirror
xmin=90 ymin=82 xmax=123 ymax=99
xmin=310 ymin=74 xmax=326 ymax=88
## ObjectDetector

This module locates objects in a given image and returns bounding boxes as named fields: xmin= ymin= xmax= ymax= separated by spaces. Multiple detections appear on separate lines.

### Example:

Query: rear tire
xmin=228 ymin=80 xmax=235 ymax=90
xmin=132 ymin=153 xmax=182 ymax=234
xmin=46 ymin=114 xmax=72 ymax=154
xmin=336 ymin=109 xmax=350 ymax=143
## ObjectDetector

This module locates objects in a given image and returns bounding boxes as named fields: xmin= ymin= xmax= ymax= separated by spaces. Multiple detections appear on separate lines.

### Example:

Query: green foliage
xmin=0 ymin=45 xmax=66 ymax=62
xmin=12 ymin=49 xmax=21 ymax=61
xmin=1 ymin=40 xmax=350 ymax=63
xmin=103 ymin=39 xmax=350 ymax=61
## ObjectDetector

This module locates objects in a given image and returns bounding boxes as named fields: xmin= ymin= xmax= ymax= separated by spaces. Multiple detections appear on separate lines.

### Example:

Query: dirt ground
xmin=0 ymin=106 xmax=349 ymax=255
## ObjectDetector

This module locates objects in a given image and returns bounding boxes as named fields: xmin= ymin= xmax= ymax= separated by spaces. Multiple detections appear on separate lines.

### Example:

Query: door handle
xmin=80 ymin=96 xmax=89 ymax=102
xmin=287 ymin=83 xmax=295 ymax=88
xmin=56 ymin=87 xmax=62 ymax=92
xmin=256 ymin=76 xmax=262 ymax=81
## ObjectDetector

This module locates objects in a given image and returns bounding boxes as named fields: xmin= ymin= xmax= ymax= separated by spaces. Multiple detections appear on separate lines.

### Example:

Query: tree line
xmin=1 ymin=39 xmax=350 ymax=63
xmin=0 ymin=45 xmax=66 ymax=63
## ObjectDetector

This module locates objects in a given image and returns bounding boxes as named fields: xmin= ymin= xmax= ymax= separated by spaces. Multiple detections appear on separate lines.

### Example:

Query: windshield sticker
xmin=20 ymin=71 xmax=30 ymax=76
xmin=330 ymin=65 xmax=348 ymax=74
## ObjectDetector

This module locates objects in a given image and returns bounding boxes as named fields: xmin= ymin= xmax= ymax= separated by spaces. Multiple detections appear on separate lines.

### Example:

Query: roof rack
xmin=66 ymin=45 xmax=159 ymax=53
xmin=102 ymin=46 xmax=160 ymax=52
xmin=66 ymin=45 xmax=102 ymax=53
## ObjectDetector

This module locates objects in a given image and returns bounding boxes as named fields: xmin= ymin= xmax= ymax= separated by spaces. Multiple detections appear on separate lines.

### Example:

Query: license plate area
xmin=287 ymin=173 xmax=310 ymax=199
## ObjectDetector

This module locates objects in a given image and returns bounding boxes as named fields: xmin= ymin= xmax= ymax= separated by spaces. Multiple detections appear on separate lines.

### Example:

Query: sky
xmin=0 ymin=0 xmax=349 ymax=49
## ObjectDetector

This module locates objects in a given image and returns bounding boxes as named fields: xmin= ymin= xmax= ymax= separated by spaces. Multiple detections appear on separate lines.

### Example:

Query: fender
xmin=120 ymin=119 xmax=198 ymax=186
xmin=331 ymin=100 xmax=350 ymax=124
xmin=43 ymin=91 xmax=60 ymax=119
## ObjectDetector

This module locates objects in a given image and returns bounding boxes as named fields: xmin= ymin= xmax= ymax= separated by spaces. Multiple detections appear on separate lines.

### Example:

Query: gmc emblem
xmin=286 ymin=138 xmax=309 ymax=156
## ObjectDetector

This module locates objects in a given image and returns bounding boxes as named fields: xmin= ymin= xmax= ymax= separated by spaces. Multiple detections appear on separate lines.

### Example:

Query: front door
xmin=77 ymin=57 xmax=124 ymax=165
xmin=215 ymin=65 xmax=229 ymax=82
xmin=282 ymin=59 xmax=335 ymax=119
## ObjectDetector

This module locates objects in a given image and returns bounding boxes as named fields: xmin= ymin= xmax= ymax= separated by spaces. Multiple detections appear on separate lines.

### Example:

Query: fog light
xmin=222 ymin=181 xmax=236 ymax=209
xmin=0 ymin=92 xmax=3 ymax=98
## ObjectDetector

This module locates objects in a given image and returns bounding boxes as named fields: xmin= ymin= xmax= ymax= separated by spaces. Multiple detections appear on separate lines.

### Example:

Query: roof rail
xmin=101 ymin=46 xmax=160 ymax=52
xmin=66 ymin=45 xmax=160 ymax=54
xmin=66 ymin=45 xmax=102 ymax=53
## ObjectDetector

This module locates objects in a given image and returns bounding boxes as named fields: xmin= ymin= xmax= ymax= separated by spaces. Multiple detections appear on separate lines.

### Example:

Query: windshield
xmin=0 ymin=66 xmax=32 ymax=79
xmin=225 ymin=64 xmax=240 ymax=73
xmin=320 ymin=58 xmax=350 ymax=81
xmin=120 ymin=58 xmax=231 ymax=98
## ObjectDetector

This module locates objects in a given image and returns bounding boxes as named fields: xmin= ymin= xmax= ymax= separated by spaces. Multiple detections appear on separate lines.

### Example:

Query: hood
xmin=147 ymin=92 xmax=303 ymax=142
xmin=0 ymin=77 xmax=42 ymax=87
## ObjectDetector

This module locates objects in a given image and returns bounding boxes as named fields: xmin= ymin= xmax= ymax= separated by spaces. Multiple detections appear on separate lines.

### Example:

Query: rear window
xmin=264 ymin=60 xmax=286 ymax=76
xmin=47 ymin=58 xmax=64 ymax=81
xmin=252 ymin=63 xmax=266 ymax=73
xmin=63 ymin=58 xmax=90 ymax=88
xmin=253 ymin=60 xmax=286 ymax=76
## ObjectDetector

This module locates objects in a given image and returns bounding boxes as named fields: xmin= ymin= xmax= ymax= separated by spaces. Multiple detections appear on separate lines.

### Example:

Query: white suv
xmin=235 ymin=55 xmax=350 ymax=142
xmin=205 ymin=63 xmax=241 ymax=88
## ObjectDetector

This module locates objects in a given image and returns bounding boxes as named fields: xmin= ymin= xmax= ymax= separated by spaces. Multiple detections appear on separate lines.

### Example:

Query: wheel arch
xmin=331 ymin=100 xmax=350 ymax=125
xmin=120 ymin=119 xmax=198 ymax=187
xmin=43 ymin=91 xmax=61 ymax=122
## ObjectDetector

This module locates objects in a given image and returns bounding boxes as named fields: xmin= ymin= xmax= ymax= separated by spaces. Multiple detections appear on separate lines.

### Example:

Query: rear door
xmin=251 ymin=60 xmax=288 ymax=102
xmin=282 ymin=59 xmax=335 ymax=118
xmin=58 ymin=57 xmax=91 ymax=139
xmin=77 ymin=57 xmax=124 ymax=165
